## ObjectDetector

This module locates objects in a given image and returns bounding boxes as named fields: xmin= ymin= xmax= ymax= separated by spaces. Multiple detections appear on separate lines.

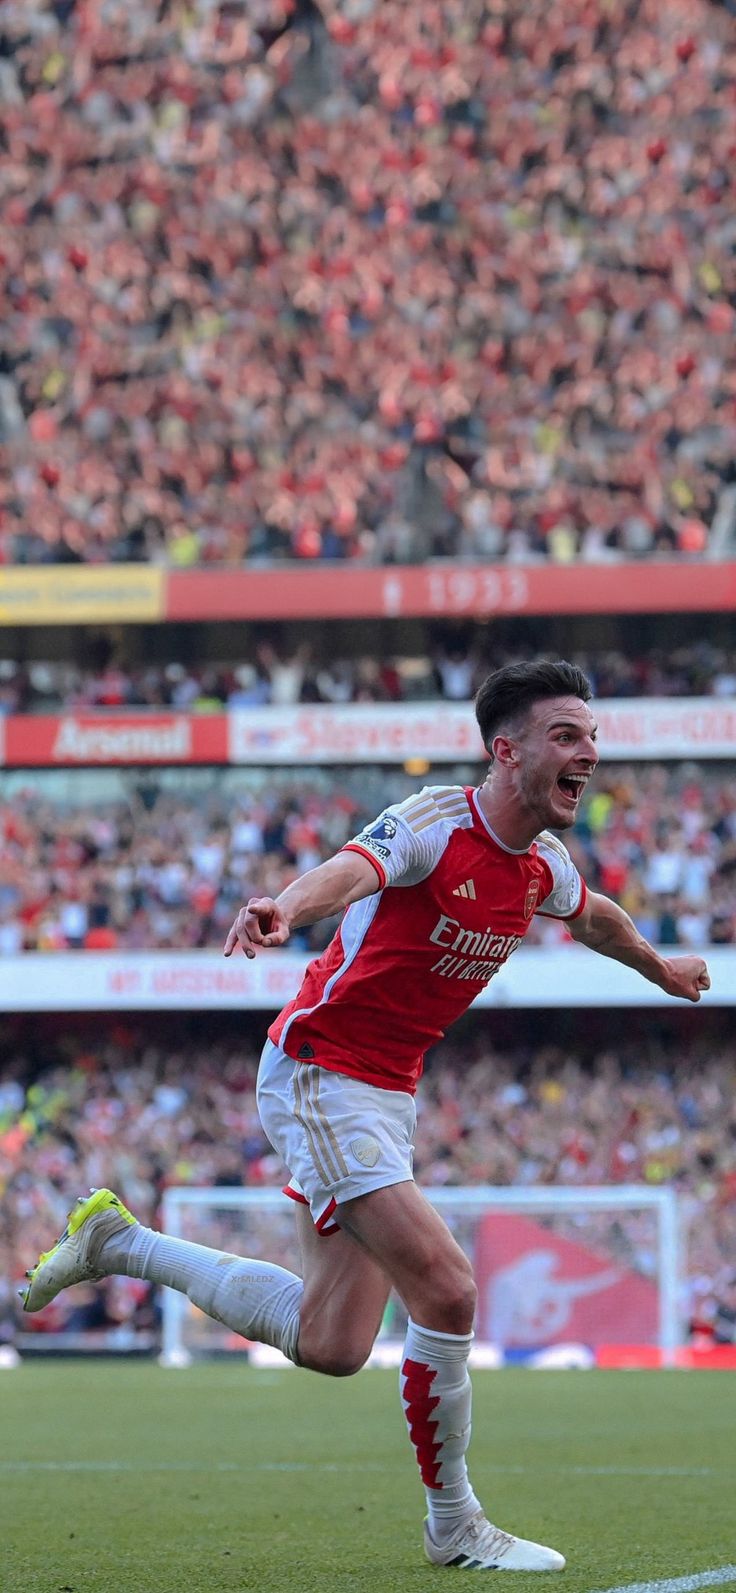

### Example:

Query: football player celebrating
xmin=23 ymin=660 xmax=710 ymax=1571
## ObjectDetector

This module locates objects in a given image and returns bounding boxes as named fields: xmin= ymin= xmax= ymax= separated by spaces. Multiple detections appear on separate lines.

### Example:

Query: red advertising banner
xmin=1 ymin=714 xmax=229 ymax=766
xmin=1 ymin=698 xmax=736 ymax=766
xmin=166 ymin=562 xmax=736 ymax=621
xmin=474 ymin=1212 xmax=659 ymax=1347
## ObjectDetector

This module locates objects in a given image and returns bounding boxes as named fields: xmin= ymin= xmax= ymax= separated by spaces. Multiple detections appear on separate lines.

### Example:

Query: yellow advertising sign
xmin=0 ymin=567 xmax=164 ymax=625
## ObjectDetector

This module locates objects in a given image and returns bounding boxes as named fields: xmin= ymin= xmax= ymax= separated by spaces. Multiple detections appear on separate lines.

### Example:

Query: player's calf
xmin=293 ymin=1204 xmax=390 ymax=1376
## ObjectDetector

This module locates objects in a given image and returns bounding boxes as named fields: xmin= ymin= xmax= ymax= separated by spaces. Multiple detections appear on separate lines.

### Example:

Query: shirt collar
xmin=471 ymin=787 xmax=532 ymax=855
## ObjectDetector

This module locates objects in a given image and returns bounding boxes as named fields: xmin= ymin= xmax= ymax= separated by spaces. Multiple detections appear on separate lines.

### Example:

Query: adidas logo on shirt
xmin=452 ymin=879 xmax=476 ymax=900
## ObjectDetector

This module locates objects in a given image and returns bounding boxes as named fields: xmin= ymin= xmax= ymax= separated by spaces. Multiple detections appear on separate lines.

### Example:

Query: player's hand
xmin=223 ymin=898 xmax=291 ymax=959
xmin=659 ymin=956 xmax=711 ymax=1002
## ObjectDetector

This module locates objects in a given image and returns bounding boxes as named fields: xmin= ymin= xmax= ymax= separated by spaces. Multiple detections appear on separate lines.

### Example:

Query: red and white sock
xmin=400 ymin=1318 xmax=481 ymax=1541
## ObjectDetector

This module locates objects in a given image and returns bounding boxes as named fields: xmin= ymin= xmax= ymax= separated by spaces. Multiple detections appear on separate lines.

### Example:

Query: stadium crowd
xmin=3 ymin=0 xmax=736 ymax=566
xmin=3 ymin=638 xmax=736 ymax=713
xmin=1 ymin=761 xmax=735 ymax=954
xmin=1 ymin=1019 xmax=734 ymax=1342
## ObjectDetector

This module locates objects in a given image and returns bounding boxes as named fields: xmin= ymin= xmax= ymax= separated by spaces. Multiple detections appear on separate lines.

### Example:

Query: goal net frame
xmin=159 ymin=1184 xmax=682 ymax=1366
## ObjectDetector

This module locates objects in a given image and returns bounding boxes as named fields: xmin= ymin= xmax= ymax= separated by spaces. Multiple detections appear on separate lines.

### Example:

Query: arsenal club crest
xmin=524 ymin=879 xmax=541 ymax=918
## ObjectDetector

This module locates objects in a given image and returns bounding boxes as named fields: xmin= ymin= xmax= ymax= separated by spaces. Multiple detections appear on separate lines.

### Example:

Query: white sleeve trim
xmin=535 ymin=831 xmax=586 ymax=919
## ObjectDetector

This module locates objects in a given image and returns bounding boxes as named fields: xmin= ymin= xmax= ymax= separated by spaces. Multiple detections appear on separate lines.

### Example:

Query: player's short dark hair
xmin=475 ymin=659 xmax=593 ymax=756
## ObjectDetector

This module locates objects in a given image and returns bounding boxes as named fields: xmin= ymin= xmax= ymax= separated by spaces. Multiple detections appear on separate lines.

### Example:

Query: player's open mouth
xmin=557 ymin=775 xmax=587 ymax=805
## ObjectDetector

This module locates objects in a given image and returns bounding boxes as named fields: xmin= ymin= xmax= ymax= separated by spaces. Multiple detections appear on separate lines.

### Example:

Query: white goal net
xmin=159 ymin=1184 xmax=681 ymax=1367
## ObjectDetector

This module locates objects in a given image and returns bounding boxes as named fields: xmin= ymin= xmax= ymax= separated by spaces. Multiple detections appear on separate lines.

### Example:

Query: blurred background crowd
xmin=1 ymin=760 xmax=736 ymax=954
xmin=3 ymin=635 xmax=736 ymax=713
xmin=2 ymin=1015 xmax=734 ymax=1343
xmin=3 ymin=0 xmax=736 ymax=566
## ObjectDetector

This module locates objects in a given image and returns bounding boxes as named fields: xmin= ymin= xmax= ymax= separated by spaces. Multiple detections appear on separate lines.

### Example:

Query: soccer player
xmin=23 ymin=660 xmax=710 ymax=1571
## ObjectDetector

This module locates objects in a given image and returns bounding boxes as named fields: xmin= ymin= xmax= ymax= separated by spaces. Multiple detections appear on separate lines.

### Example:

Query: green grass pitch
xmin=2 ymin=1364 xmax=735 ymax=1593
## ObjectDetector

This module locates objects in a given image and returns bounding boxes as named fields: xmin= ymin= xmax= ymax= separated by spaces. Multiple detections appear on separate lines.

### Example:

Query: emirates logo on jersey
xmin=524 ymin=879 xmax=541 ymax=918
xmin=428 ymin=913 xmax=523 ymax=982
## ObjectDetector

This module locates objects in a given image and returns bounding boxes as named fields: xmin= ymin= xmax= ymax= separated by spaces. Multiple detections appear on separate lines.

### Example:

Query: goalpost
xmin=159 ymin=1184 xmax=682 ymax=1367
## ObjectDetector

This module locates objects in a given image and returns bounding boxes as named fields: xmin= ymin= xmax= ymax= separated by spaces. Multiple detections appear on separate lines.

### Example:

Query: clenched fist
xmin=659 ymin=956 xmax=711 ymax=1003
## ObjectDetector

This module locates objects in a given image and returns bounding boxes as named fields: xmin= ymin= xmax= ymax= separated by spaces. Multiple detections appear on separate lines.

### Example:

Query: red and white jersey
xmin=268 ymin=784 xmax=586 ymax=1094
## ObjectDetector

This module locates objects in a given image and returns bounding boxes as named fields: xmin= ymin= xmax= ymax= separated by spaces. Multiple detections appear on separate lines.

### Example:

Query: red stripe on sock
xmin=401 ymin=1357 xmax=443 ymax=1489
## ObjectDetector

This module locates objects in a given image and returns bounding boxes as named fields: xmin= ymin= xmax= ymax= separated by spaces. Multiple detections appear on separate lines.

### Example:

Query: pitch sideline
xmin=0 ymin=1459 xmax=733 ymax=1481
xmin=589 ymin=1567 xmax=736 ymax=1593
xmin=0 ymin=1459 xmax=732 ymax=1478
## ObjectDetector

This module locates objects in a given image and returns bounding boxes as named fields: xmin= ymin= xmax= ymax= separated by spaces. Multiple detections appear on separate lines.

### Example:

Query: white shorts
xmin=256 ymin=1038 xmax=416 ymax=1236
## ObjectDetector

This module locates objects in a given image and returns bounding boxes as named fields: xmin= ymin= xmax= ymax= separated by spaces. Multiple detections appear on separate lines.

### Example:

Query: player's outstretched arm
xmin=568 ymin=889 xmax=710 ymax=1002
xmin=223 ymin=850 xmax=380 ymax=959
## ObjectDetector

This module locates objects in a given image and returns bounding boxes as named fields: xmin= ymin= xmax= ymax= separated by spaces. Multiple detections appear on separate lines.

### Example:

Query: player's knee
xmin=296 ymin=1314 xmax=374 ymax=1377
xmin=435 ymin=1257 xmax=477 ymax=1333
xmin=300 ymin=1342 xmax=370 ymax=1378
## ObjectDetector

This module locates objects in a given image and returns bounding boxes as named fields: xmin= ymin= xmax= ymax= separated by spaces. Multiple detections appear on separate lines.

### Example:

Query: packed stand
xmin=0 ymin=761 xmax=735 ymax=953
xmin=3 ymin=0 xmax=736 ymax=566
xmin=1 ymin=1020 xmax=734 ymax=1341
xmin=3 ymin=637 xmax=736 ymax=714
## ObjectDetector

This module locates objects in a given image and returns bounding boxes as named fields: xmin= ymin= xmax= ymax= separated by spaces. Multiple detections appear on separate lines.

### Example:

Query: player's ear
xmin=491 ymin=734 xmax=519 ymax=767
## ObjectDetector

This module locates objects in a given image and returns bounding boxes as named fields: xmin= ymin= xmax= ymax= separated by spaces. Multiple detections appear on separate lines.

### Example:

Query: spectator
xmin=2 ymin=0 xmax=735 ymax=565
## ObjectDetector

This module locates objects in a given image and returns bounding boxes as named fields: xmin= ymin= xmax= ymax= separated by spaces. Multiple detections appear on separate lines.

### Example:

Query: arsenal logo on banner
xmin=524 ymin=879 xmax=541 ymax=918
xmin=474 ymin=1213 xmax=659 ymax=1348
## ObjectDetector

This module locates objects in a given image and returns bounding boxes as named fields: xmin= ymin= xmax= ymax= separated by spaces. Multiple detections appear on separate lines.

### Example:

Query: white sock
xmin=99 ymin=1225 xmax=303 ymax=1364
xmin=400 ymin=1318 xmax=481 ymax=1540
